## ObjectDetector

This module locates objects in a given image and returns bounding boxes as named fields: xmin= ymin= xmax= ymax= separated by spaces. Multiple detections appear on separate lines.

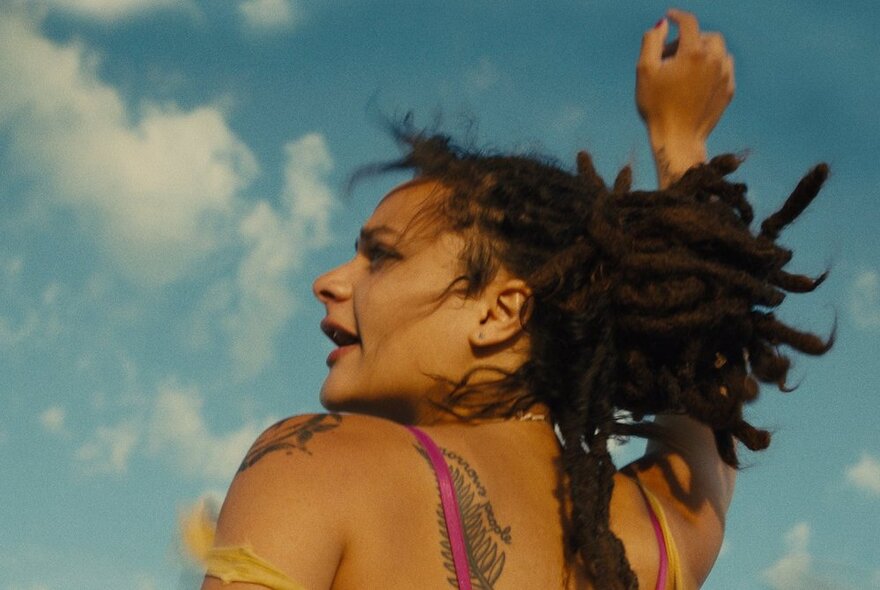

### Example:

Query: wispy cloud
xmin=38 ymin=405 xmax=66 ymax=435
xmin=0 ymin=10 xmax=257 ymax=286
xmin=761 ymin=522 xmax=844 ymax=590
xmin=465 ymin=57 xmax=501 ymax=94
xmin=551 ymin=104 xmax=587 ymax=133
xmin=239 ymin=0 xmax=300 ymax=31
xmin=39 ymin=0 xmax=191 ymax=22
xmin=75 ymin=421 xmax=140 ymax=474
xmin=224 ymin=133 xmax=335 ymax=378
xmin=74 ymin=381 xmax=271 ymax=479
xmin=845 ymin=453 xmax=880 ymax=497
xmin=848 ymin=270 xmax=880 ymax=330
xmin=146 ymin=382 xmax=269 ymax=480
xmin=0 ymin=259 xmax=64 ymax=350
xmin=2 ymin=255 xmax=23 ymax=279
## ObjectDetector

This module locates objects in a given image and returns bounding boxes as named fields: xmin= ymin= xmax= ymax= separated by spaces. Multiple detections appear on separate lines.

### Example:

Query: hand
xmin=636 ymin=9 xmax=735 ymax=187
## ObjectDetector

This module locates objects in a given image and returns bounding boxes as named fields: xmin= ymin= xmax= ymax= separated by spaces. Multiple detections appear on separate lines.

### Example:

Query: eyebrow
xmin=355 ymin=225 xmax=401 ymax=250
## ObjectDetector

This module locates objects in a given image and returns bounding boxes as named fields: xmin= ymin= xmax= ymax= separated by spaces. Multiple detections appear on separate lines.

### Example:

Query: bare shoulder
xmin=230 ymin=413 xmax=412 ymax=494
xmin=208 ymin=413 xmax=419 ymax=589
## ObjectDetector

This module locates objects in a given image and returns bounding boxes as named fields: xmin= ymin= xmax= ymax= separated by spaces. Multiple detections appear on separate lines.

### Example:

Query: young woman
xmin=191 ymin=9 xmax=830 ymax=590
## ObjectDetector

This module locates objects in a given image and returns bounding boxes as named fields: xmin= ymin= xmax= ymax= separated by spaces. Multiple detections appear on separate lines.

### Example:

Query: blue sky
xmin=0 ymin=1 xmax=878 ymax=588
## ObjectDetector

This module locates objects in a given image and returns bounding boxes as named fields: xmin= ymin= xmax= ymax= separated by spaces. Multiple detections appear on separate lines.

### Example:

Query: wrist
xmin=648 ymin=128 xmax=707 ymax=188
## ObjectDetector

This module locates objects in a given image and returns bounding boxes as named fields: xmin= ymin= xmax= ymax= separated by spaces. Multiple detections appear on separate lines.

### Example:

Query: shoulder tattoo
xmin=416 ymin=445 xmax=513 ymax=589
xmin=238 ymin=413 xmax=342 ymax=473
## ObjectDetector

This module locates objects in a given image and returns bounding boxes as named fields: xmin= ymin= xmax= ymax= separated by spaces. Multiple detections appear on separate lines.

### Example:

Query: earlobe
xmin=468 ymin=280 xmax=531 ymax=348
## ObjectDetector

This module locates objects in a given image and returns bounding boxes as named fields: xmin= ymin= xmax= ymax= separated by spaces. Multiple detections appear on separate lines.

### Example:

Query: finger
xmin=638 ymin=18 xmax=669 ymax=69
xmin=702 ymin=32 xmax=727 ymax=56
xmin=667 ymin=8 xmax=700 ymax=52
xmin=723 ymin=55 xmax=736 ymax=96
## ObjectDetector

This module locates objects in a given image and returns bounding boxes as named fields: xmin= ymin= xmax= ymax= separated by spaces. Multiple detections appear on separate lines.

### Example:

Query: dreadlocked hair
xmin=368 ymin=125 xmax=831 ymax=589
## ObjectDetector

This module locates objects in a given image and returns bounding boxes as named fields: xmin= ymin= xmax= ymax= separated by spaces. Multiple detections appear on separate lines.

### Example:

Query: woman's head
xmin=312 ymin=178 xmax=533 ymax=424
xmin=333 ymin=126 xmax=831 ymax=588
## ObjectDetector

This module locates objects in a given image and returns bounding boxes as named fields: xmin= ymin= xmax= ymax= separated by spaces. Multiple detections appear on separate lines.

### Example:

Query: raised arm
xmin=612 ymin=10 xmax=738 ymax=587
xmin=636 ymin=9 xmax=734 ymax=188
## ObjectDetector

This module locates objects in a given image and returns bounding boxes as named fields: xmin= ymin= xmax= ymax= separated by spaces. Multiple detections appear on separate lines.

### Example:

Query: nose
xmin=312 ymin=263 xmax=353 ymax=304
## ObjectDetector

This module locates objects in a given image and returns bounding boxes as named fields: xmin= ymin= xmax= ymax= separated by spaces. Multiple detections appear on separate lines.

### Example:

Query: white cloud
xmin=0 ymin=12 xmax=337 ymax=374
xmin=224 ymin=133 xmax=334 ymax=378
xmin=72 ymin=382 xmax=270 ymax=479
xmin=75 ymin=421 xmax=140 ymax=474
xmin=147 ymin=382 xmax=268 ymax=479
xmin=39 ymin=0 xmax=190 ymax=22
xmin=845 ymin=453 xmax=880 ymax=497
xmin=239 ymin=0 xmax=300 ymax=31
xmin=762 ymin=522 xmax=842 ymax=590
xmin=0 ymin=11 xmax=257 ymax=286
xmin=282 ymin=133 xmax=334 ymax=248
xmin=849 ymin=270 xmax=880 ymax=330
xmin=38 ymin=406 xmax=66 ymax=435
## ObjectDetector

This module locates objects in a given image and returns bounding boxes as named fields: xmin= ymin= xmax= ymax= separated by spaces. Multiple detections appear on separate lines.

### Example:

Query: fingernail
xmin=654 ymin=18 xmax=666 ymax=29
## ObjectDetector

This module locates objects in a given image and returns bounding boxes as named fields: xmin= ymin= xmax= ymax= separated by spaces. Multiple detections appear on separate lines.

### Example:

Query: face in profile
xmin=312 ymin=179 xmax=482 ymax=422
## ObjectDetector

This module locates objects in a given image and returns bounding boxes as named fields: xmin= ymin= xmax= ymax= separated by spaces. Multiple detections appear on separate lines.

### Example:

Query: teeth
xmin=329 ymin=328 xmax=357 ymax=346
xmin=322 ymin=321 xmax=358 ymax=346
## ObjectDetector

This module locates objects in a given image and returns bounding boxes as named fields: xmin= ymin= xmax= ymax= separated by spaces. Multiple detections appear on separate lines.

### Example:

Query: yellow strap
xmin=202 ymin=546 xmax=307 ymax=590
xmin=180 ymin=500 xmax=307 ymax=590
xmin=639 ymin=486 xmax=685 ymax=590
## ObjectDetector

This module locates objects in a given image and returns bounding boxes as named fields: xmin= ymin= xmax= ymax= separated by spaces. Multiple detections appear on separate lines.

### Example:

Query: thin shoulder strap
xmin=406 ymin=425 xmax=472 ymax=590
xmin=637 ymin=482 xmax=683 ymax=590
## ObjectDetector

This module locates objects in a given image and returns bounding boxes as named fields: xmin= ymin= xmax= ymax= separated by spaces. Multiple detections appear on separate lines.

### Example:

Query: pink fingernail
xmin=654 ymin=18 xmax=666 ymax=29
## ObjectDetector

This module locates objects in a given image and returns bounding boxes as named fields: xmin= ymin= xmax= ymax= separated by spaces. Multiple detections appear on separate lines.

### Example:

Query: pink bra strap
xmin=639 ymin=485 xmax=669 ymax=590
xmin=406 ymin=426 xmax=472 ymax=590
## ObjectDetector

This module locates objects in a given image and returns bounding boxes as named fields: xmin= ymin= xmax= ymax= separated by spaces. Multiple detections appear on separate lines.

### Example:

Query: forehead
xmin=365 ymin=178 xmax=449 ymax=234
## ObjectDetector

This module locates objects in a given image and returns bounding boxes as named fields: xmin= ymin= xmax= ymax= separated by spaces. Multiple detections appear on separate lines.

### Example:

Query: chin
xmin=318 ymin=381 xmax=349 ymax=412
xmin=319 ymin=385 xmax=417 ymax=424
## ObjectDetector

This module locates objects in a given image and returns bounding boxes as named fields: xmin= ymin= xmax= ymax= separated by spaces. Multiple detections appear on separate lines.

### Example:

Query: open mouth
xmin=321 ymin=320 xmax=360 ymax=347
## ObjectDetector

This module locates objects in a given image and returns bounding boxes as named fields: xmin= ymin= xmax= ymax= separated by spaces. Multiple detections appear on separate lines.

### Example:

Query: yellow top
xmin=181 ymin=500 xmax=306 ymax=590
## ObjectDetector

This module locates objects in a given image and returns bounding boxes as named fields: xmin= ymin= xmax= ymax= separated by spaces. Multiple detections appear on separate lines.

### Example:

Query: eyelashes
xmin=355 ymin=239 xmax=403 ymax=271
xmin=367 ymin=244 xmax=402 ymax=270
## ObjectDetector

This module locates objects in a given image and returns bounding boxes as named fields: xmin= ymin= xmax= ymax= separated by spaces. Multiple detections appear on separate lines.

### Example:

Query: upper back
xmin=208 ymin=413 xmax=689 ymax=590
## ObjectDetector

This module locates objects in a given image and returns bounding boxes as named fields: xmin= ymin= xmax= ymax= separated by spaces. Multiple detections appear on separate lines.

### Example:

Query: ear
xmin=468 ymin=279 xmax=532 ymax=348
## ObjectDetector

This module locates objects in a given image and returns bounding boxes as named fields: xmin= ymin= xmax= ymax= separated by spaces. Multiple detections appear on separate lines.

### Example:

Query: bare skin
xmin=202 ymin=8 xmax=735 ymax=590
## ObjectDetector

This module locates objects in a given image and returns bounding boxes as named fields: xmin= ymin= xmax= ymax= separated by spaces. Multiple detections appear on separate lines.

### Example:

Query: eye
xmin=355 ymin=237 xmax=401 ymax=271
xmin=364 ymin=243 xmax=401 ymax=270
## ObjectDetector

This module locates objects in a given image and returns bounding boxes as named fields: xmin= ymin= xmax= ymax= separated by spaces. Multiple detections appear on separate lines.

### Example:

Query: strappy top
xmin=185 ymin=426 xmax=683 ymax=589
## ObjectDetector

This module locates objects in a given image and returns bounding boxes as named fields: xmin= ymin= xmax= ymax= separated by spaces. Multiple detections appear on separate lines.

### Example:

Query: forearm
xmin=644 ymin=413 xmax=737 ymax=514
xmin=648 ymin=129 xmax=707 ymax=189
